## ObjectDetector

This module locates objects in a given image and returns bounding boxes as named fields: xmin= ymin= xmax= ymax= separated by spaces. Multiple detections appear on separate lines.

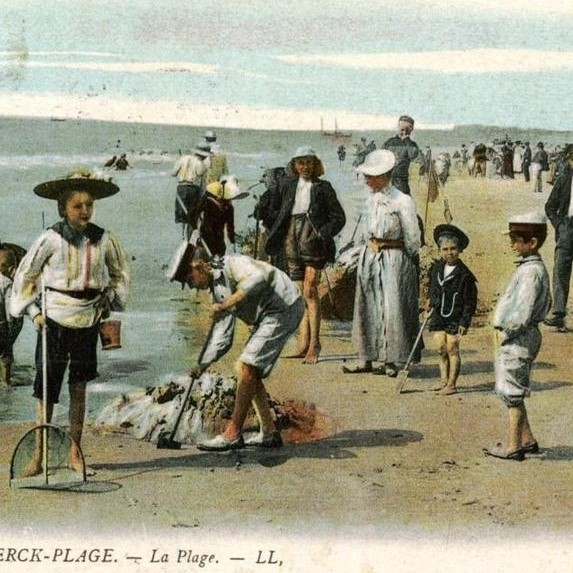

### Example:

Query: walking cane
xmin=396 ymin=309 xmax=433 ymax=395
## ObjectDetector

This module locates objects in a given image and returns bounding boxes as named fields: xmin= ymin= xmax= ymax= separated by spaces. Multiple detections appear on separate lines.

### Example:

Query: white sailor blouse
xmin=10 ymin=222 xmax=130 ymax=329
xmin=198 ymin=255 xmax=300 ymax=367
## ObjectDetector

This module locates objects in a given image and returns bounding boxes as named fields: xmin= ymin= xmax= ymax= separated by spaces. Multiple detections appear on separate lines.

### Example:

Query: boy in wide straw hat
xmin=10 ymin=170 xmax=130 ymax=476
xmin=427 ymin=224 xmax=478 ymax=395
xmin=483 ymin=212 xmax=550 ymax=461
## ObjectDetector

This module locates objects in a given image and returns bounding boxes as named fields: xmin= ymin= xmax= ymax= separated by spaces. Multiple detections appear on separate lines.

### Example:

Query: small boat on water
xmin=321 ymin=117 xmax=352 ymax=139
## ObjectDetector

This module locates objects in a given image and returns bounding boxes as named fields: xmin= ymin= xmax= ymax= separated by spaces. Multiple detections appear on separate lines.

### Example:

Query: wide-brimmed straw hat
xmin=34 ymin=170 xmax=119 ymax=200
xmin=356 ymin=150 xmax=396 ymax=176
xmin=433 ymin=224 xmax=470 ymax=251
xmin=206 ymin=175 xmax=249 ymax=201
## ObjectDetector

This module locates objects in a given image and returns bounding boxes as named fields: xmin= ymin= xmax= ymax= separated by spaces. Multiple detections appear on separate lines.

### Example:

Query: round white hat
xmin=356 ymin=150 xmax=396 ymax=176
xmin=291 ymin=145 xmax=317 ymax=161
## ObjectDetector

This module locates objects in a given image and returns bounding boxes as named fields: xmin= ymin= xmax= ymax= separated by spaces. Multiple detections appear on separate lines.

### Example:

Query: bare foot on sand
xmin=69 ymin=461 xmax=95 ymax=477
xmin=284 ymin=346 xmax=309 ymax=359
xmin=436 ymin=386 xmax=457 ymax=396
xmin=69 ymin=457 xmax=85 ymax=473
xmin=302 ymin=344 xmax=321 ymax=364
xmin=69 ymin=443 xmax=93 ymax=476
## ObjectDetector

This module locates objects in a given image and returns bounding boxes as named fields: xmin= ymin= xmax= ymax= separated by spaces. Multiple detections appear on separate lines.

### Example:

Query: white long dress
xmin=352 ymin=185 xmax=421 ymax=366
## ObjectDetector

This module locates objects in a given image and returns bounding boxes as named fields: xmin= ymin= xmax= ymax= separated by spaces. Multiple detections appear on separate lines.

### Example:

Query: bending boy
xmin=172 ymin=247 xmax=303 ymax=451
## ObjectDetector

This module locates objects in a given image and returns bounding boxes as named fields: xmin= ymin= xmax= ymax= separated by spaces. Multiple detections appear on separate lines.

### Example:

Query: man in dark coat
xmin=522 ymin=142 xmax=532 ymax=182
xmin=544 ymin=144 xmax=573 ymax=330
xmin=381 ymin=115 xmax=419 ymax=194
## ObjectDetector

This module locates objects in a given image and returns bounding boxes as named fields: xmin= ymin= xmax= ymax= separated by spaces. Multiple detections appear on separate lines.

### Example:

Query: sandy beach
xmin=2 ymin=119 xmax=573 ymax=572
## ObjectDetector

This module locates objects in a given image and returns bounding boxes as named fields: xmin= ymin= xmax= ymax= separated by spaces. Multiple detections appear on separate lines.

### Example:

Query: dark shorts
xmin=175 ymin=183 xmax=203 ymax=226
xmin=34 ymin=318 xmax=99 ymax=404
xmin=285 ymin=215 xmax=327 ymax=281
xmin=429 ymin=313 xmax=462 ymax=336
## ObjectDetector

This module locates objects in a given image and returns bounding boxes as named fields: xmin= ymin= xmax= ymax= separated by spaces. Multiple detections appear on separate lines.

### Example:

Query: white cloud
xmin=278 ymin=49 xmax=573 ymax=74
xmin=0 ymin=92 xmax=453 ymax=131
xmin=0 ymin=51 xmax=121 ymax=58
xmin=0 ymin=60 xmax=217 ymax=74
xmin=415 ymin=0 xmax=573 ymax=16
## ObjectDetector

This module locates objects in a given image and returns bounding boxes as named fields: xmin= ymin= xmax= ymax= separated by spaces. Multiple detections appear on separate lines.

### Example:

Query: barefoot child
xmin=428 ymin=224 xmax=478 ymax=395
xmin=483 ymin=212 xmax=550 ymax=461
xmin=10 ymin=172 xmax=130 ymax=476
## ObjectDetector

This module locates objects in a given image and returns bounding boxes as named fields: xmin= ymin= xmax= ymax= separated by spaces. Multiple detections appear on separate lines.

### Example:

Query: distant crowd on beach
xmin=348 ymin=135 xmax=568 ymax=194
xmin=4 ymin=115 xmax=573 ymax=483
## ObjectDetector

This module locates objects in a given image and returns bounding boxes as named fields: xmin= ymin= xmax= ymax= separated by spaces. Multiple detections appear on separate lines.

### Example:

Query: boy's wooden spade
xmin=396 ymin=309 xmax=433 ymax=395
xmin=156 ymin=315 xmax=225 ymax=449
xmin=159 ymin=236 xmax=227 ymax=449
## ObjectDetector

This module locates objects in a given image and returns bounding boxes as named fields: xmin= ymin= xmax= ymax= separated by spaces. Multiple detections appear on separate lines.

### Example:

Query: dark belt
xmin=46 ymin=287 xmax=102 ymax=300
xmin=369 ymin=238 xmax=405 ymax=250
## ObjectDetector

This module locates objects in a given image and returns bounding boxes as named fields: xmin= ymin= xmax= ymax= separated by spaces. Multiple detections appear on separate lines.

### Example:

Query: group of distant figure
xmin=103 ymin=153 xmax=130 ymax=171
xmin=170 ymin=130 xmax=237 ymax=257
xmin=347 ymin=131 xmax=569 ymax=196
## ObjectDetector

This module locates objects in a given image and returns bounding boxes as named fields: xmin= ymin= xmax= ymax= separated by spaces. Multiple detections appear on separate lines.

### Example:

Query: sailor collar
xmin=51 ymin=220 xmax=105 ymax=246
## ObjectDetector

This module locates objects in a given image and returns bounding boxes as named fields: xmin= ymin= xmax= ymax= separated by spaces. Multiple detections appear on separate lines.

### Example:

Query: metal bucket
xmin=99 ymin=319 xmax=122 ymax=350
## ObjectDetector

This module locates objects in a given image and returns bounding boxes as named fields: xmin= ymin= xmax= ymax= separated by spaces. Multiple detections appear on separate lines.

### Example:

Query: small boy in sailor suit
xmin=427 ymin=224 xmax=478 ymax=395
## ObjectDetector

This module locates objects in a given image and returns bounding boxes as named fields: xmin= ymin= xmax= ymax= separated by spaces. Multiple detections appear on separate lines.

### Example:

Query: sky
xmin=0 ymin=0 xmax=572 ymax=131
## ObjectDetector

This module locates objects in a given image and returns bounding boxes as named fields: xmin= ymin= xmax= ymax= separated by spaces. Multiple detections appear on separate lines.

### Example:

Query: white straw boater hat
xmin=33 ymin=169 xmax=119 ymax=200
xmin=206 ymin=175 xmax=249 ymax=201
xmin=356 ymin=150 xmax=396 ymax=176
xmin=503 ymin=211 xmax=547 ymax=235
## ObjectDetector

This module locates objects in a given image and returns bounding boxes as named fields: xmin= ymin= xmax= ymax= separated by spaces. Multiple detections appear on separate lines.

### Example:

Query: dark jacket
xmin=428 ymin=259 xmax=478 ymax=333
xmin=545 ymin=168 xmax=573 ymax=232
xmin=200 ymin=195 xmax=235 ymax=256
xmin=265 ymin=177 xmax=346 ymax=262
xmin=382 ymin=135 xmax=419 ymax=193
xmin=533 ymin=149 xmax=549 ymax=171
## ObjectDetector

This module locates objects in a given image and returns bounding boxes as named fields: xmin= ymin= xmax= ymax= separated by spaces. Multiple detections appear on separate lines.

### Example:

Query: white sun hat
xmin=206 ymin=175 xmax=249 ymax=201
xmin=356 ymin=150 xmax=396 ymax=176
